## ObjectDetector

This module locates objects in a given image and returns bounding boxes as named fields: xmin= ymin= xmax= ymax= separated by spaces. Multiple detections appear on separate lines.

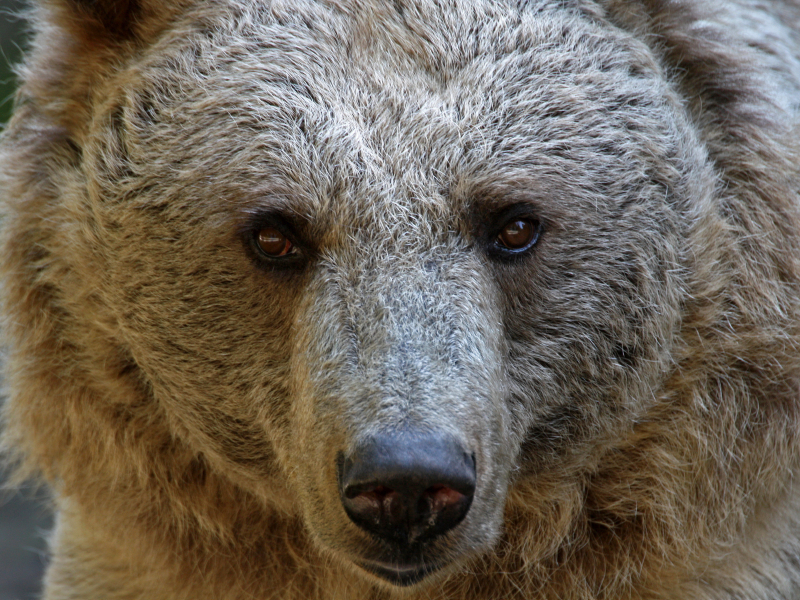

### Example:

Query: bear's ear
xmin=57 ymin=0 xmax=141 ymax=39
xmin=38 ymin=0 xmax=171 ymax=43
xmin=15 ymin=0 xmax=177 ymax=136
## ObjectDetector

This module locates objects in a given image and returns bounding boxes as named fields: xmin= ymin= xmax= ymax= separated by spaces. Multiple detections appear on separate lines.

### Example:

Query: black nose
xmin=338 ymin=430 xmax=476 ymax=544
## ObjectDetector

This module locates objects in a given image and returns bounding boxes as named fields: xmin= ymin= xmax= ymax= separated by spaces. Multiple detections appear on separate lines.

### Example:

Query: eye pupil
xmin=498 ymin=219 xmax=536 ymax=250
xmin=257 ymin=227 xmax=293 ymax=257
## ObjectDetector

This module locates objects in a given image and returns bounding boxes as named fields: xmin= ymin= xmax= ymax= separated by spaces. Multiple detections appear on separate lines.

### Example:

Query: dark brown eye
xmin=256 ymin=227 xmax=294 ymax=257
xmin=497 ymin=219 xmax=538 ymax=251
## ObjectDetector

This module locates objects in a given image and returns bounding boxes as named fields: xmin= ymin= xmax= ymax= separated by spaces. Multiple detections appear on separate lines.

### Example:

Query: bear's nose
xmin=338 ymin=431 xmax=476 ymax=544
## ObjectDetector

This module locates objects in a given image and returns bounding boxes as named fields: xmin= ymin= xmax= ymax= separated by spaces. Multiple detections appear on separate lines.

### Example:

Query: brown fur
xmin=2 ymin=0 xmax=800 ymax=598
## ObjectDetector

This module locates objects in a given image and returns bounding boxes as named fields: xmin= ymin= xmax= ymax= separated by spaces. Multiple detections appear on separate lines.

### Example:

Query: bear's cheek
xmin=494 ymin=222 xmax=683 ymax=475
xmin=102 ymin=220 xmax=309 ymax=487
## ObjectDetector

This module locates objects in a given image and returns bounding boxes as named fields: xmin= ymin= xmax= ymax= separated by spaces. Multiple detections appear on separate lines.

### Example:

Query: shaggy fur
xmin=2 ymin=0 xmax=800 ymax=598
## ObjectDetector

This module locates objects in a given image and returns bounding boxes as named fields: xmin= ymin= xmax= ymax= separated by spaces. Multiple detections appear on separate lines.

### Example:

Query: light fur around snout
xmin=284 ymin=252 xmax=511 ymax=578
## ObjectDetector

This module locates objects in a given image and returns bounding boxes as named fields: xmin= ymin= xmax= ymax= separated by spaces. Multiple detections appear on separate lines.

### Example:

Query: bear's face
xmin=85 ymin=1 xmax=695 ymax=587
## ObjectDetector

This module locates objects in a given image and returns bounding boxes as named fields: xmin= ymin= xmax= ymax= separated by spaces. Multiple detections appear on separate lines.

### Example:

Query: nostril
xmin=420 ymin=484 xmax=466 ymax=515
xmin=345 ymin=484 xmax=394 ymax=502
xmin=347 ymin=485 xmax=401 ymax=526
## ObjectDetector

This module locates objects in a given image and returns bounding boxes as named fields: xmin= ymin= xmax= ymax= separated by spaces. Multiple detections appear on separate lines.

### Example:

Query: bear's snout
xmin=338 ymin=430 xmax=476 ymax=547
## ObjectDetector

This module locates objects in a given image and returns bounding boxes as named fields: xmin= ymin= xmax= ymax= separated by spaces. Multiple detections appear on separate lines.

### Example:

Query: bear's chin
xmin=321 ymin=523 xmax=484 ymax=589
xmin=356 ymin=560 xmax=446 ymax=587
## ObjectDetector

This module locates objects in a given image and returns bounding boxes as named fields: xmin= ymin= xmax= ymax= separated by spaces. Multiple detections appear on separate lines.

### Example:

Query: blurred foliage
xmin=1 ymin=0 xmax=28 ymax=127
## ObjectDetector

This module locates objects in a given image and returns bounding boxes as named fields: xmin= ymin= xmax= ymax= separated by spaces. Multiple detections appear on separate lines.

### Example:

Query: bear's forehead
xmin=114 ymin=0 xmax=673 ymax=239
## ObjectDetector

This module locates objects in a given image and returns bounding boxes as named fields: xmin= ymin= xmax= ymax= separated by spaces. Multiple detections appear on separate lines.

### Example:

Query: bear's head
xmin=4 ymin=0 xmax=798 ymax=593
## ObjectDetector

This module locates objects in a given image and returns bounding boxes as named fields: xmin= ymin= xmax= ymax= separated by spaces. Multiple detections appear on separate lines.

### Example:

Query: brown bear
xmin=2 ymin=0 xmax=800 ymax=598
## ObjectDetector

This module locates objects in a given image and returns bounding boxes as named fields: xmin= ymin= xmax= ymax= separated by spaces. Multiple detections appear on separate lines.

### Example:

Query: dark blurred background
xmin=1 ymin=1 xmax=54 ymax=599
xmin=1 ymin=0 xmax=25 ymax=123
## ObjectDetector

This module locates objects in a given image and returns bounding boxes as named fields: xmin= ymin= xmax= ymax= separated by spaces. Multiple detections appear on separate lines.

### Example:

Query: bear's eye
xmin=256 ymin=227 xmax=295 ymax=257
xmin=496 ymin=218 xmax=539 ymax=252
